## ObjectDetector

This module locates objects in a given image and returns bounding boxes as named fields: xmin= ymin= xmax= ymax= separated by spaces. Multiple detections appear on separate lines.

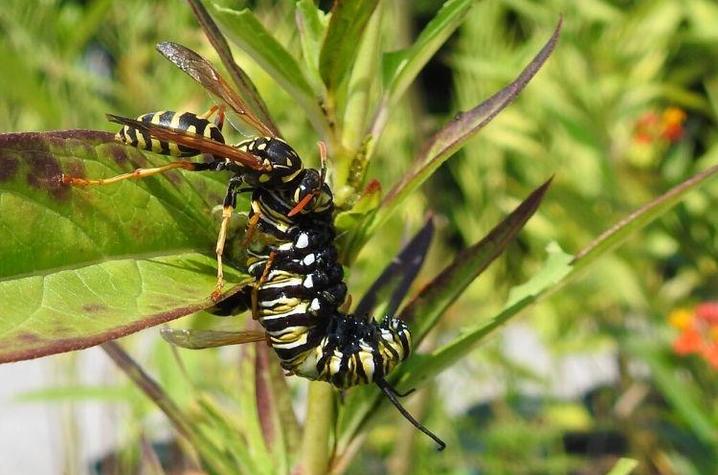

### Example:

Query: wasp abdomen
xmin=115 ymin=111 xmax=225 ymax=157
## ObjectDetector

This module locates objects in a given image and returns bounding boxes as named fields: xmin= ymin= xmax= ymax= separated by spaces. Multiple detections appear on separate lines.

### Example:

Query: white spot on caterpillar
xmin=303 ymin=254 xmax=316 ymax=265
xmin=296 ymin=233 xmax=309 ymax=249
xmin=303 ymin=275 xmax=314 ymax=289
xmin=310 ymin=298 xmax=321 ymax=312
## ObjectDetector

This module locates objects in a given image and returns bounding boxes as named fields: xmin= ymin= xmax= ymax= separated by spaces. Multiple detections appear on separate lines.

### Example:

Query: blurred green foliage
xmin=3 ymin=0 xmax=718 ymax=474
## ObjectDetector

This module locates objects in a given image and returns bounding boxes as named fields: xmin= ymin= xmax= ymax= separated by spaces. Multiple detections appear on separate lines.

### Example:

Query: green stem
xmin=300 ymin=382 xmax=335 ymax=475
xmin=102 ymin=341 xmax=233 ymax=475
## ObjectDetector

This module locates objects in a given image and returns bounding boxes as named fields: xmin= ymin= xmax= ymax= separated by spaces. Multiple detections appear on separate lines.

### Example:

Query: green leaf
xmin=295 ymin=0 xmax=327 ymax=90
xmin=319 ymin=0 xmax=379 ymax=92
xmin=606 ymin=458 xmax=639 ymax=475
xmin=399 ymin=242 xmax=573 ymax=390
xmin=336 ymin=179 xmax=555 ymax=451
xmin=373 ymin=19 xmax=562 ymax=234
xmin=0 ymin=131 xmax=226 ymax=276
xmin=334 ymin=178 xmax=382 ymax=264
xmin=0 ymin=253 xmax=249 ymax=363
xmin=0 ymin=130 xmax=250 ymax=362
xmin=340 ymin=4 xmax=382 ymax=154
xmin=382 ymin=0 xmax=475 ymax=107
xmin=572 ymin=161 xmax=718 ymax=275
xmin=207 ymin=3 xmax=330 ymax=137
xmin=403 ymin=179 xmax=554 ymax=344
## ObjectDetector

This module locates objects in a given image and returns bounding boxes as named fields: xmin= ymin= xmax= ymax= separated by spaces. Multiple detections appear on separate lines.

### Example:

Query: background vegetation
xmin=1 ymin=0 xmax=717 ymax=474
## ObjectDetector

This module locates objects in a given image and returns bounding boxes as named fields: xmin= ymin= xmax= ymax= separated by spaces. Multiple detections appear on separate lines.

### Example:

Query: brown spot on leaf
xmin=65 ymin=160 xmax=86 ymax=180
xmin=0 ymin=153 xmax=19 ymax=182
xmin=109 ymin=145 xmax=129 ymax=165
xmin=164 ymin=169 xmax=182 ymax=186
xmin=82 ymin=303 xmax=107 ymax=313
xmin=16 ymin=332 xmax=42 ymax=343
xmin=25 ymin=148 xmax=69 ymax=201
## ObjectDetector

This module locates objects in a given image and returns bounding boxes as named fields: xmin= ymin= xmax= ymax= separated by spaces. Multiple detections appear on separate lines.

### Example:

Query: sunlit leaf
xmin=372 ymin=18 xmax=562 ymax=234
xmin=404 ymin=179 xmax=553 ymax=343
xmin=319 ymin=0 xmax=379 ymax=92
xmin=208 ymin=3 xmax=330 ymax=137
xmin=606 ymin=458 xmax=639 ymax=475
xmin=381 ymin=0 xmax=475 ymax=107
xmin=0 ymin=131 xmax=250 ymax=362
xmin=295 ymin=0 xmax=327 ymax=89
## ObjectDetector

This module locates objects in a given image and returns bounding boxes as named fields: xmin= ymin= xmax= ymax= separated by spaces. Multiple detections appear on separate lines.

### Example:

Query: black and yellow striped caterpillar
xmin=61 ymin=41 xmax=445 ymax=450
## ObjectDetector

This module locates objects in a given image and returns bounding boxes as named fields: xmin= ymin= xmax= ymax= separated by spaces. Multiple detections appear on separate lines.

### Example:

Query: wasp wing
xmin=156 ymin=42 xmax=278 ymax=138
xmin=106 ymin=114 xmax=267 ymax=171
xmin=185 ymin=0 xmax=280 ymax=137
xmin=160 ymin=327 xmax=266 ymax=349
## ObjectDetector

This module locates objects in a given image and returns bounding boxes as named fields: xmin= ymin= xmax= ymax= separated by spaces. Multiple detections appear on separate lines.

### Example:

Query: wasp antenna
xmin=376 ymin=378 xmax=446 ymax=451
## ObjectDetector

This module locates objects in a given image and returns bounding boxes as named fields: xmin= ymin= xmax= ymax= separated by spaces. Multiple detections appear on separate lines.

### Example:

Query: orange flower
xmin=669 ymin=302 xmax=718 ymax=369
xmin=673 ymin=326 xmax=703 ymax=355
xmin=700 ymin=343 xmax=718 ymax=370
xmin=632 ymin=107 xmax=686 ymax=144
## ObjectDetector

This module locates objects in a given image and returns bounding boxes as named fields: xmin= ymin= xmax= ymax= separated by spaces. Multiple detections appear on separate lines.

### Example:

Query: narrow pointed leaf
xmin=295 ymin=0 xmax=327 ymax=88
xmin=208 ymin=3 xmax=331 ymax=137
xmin=572 ymin=162 xmax=718 ymax=273
xmin=187 ymin=0 xmax=279 ymax=136
xmin=236 ymin=342 xmax=275 ymax=473
xmin=319 ymin=0 xmax=379 ymax=92
xmin=0 ymin=131 xmax=250 ymax=362
xmin=382 ymin=0 xmax=475 ymax=107
xmin=398 ymin=242 xmax=573 ymax=390
xmin=354 ymin=216 xmax=434 ymax=317
xmin=373 ymin=19 xmax=561 ymax=233
xmin=398 ymin=161 xmax=718 ymax=392
xmin=404 ymin=178 xmax=552 ymax=343
xmin=255 ymin=341 xmax=300 ymax=471
xmin=336 ymin=179 xmax=552 ymax=451
xmin=103 ymin=342 xmax=236 ymax=475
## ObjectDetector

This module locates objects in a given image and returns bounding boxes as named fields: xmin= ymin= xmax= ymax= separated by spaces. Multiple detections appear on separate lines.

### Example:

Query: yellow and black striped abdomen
xmin=115 ymin=111 xmax=224 ymax=157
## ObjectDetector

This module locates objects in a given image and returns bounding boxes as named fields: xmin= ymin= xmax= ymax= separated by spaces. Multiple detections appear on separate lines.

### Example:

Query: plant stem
xmin=101 ymin=341 xmax=232 ymax=475
xmin=300 ymin=382 xmax=335 ymax=475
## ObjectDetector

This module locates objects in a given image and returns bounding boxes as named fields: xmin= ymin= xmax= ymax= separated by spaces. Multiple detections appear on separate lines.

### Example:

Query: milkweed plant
xmin=1 ymin=1 xmax=717 ymax=474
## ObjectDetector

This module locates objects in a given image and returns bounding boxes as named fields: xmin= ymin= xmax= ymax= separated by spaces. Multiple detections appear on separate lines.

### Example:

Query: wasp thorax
xmin=238 ymin=137 xmax=304 ymax=187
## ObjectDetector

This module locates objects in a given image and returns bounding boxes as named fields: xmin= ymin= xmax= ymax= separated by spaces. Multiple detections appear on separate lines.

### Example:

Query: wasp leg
xmin=198 ymin=104 xmax=226 ymax=131
xmin=211 ymin=177 xmax=244 ymax=301
xmin=251 ymin=250 xmax=277 ymax=320
xmin=61 ymin=160 xmax=223 ymax=187
xmin=242 ymin=212 xmax=262 ymax=248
